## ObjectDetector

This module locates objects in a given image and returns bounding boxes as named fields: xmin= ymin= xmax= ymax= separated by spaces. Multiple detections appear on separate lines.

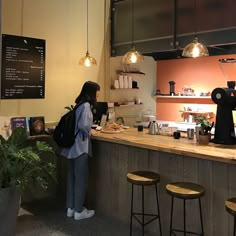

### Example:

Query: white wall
xmin=1 ymin=0 xmax=107 ymax=124
xmin=109 ymin=56 xmax=157 ymax=126
xmin=1 ymin=0 xmax=157 ymax=127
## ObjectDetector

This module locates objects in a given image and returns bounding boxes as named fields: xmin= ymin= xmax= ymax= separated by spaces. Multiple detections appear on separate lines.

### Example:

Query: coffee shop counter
xmin=92 ymin=127 xmax=236 ymax=164
xmin=88 ymin=128 xmax=236 ymax=236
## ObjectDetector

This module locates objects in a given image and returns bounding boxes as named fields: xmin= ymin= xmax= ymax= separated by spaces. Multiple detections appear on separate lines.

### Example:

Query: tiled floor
xmin=16 ymin=198 xmax=142 ymax=236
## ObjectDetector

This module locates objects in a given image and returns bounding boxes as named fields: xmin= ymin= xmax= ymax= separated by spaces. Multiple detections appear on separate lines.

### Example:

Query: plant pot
xmin=0 ymin=187 xmax=21 ymax=236
xmin=198 ymin=134 xmax=209 ymax=145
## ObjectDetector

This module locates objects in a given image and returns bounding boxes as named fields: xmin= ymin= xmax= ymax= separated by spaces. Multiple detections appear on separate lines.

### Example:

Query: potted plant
xmin=195 ymin=115 xmax=212 ymax=144
xmin=0 ymin=127 xmax=56 ymax=236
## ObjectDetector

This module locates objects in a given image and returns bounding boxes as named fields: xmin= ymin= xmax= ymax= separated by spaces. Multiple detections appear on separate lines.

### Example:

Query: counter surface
xmin=92 ymin=128 xmax=236 ymax=164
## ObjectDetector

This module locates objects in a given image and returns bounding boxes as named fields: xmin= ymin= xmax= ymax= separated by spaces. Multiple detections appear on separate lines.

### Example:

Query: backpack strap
xmin=73 ymin=101 xmax=85 ymax=138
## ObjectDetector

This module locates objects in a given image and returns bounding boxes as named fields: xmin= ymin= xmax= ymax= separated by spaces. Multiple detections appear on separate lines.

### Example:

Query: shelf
xmin=116 ymin=70 xmax=145 ymax=76
xmin=155 ymin=95 xmax=211 ymax=99
xmin=179 ymin=111 xmax=214 ymax=114
xmin=111 ymin=87 xmax=139 ymax=90
xmin=114 ymin=103 xmax=143 ymax=107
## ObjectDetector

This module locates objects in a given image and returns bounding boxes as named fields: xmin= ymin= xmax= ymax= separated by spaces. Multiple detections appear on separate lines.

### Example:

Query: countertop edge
xmin=92 ymin=129 xmax=236 ymax=164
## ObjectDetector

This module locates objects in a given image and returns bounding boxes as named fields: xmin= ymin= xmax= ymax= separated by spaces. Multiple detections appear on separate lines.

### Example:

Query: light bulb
xmin=192 ymin=46 xmax=200 ymax=58
xmin=130 ymin=53 xmax=137 ymax=63
xmin=85 ymin=57 xmax=91 ymax=67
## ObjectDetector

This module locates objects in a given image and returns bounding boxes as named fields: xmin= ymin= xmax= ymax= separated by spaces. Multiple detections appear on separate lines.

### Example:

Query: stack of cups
xmin=123 ymin=75 xmax=128 ymax=88
xmin=128 ymin=76 xmax=132 ymax=88
xmin=114 ymin=80 xmax=119 ymax=89
xmin=119 ymin=75 xmax=124 ymax=88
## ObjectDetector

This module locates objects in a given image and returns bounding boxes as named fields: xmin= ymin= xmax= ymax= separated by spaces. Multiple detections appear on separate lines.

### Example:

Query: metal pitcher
xmin=148 ymin=121 xmax=159 ymax=135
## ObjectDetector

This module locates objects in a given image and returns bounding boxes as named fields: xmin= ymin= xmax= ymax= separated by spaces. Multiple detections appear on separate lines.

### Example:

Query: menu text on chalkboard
xmin=1 ymin=34 xmax=45 ymax=99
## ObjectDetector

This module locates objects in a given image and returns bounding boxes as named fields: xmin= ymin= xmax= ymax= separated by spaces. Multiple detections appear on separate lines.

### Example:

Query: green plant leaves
xmin=64 ymin=105 xmax=74 ymax=111
xmin=0 ymin=127 xmax=56 ymax=191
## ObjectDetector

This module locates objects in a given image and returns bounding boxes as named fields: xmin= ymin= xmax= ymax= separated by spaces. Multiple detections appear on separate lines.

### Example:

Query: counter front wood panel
xmin=88 ymin=139 xmax=236 ymax=236
xmin=88 ymin=129 xmax=236 ymax=235
xmin=92 ymin=128 xmax=236 ymax=164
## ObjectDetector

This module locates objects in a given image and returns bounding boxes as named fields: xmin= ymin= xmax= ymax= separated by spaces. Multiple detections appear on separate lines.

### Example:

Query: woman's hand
xmin=91 ymin=129 xmax=98 ymax=136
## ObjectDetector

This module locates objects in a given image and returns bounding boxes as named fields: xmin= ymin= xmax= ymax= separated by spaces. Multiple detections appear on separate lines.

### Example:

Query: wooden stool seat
xmin=166 ymin=182 xmax=205 ymax=199
xmin=226 ymin=198 xmax=236 ymax=216
xmin=127 ymin=171 xmax=160 ymax=185
xmin=225 ymin=198 xmax=236 ymax=236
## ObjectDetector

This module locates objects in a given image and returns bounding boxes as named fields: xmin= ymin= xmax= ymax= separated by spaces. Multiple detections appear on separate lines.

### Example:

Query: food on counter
xmin=103 ymin=122 xmax=122 ymax=131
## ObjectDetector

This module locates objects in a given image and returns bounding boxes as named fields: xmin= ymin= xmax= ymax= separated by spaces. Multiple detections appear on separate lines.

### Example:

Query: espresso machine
xmin=211 ymin=58 xmax=236 ymax=144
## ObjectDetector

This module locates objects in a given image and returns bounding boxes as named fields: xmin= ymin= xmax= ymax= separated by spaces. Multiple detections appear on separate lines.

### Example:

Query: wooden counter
xmin=92 ymin=128 xmax=236 ymax=164
xmin=88 ymin=128 xmax=236 ymax=236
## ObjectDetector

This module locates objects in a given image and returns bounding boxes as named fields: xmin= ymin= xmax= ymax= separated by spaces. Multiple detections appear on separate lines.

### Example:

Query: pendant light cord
xmin=86 ymin=0 xmax=89 ymax=53
xmin=131 ymin=0 xmax=134 ymax=48
xmin=20 ymin=0 xmax=24 ymax=36
xmin=194 ymin=0 xmax=197 ymax=38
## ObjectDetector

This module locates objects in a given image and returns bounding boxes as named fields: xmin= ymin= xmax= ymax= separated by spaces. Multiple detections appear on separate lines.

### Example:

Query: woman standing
xmin=61 ymin=81 xmax=100 ymax=220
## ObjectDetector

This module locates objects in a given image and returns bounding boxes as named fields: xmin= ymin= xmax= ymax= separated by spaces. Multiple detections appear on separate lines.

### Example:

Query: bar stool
xmin=225 ymin=198 xmax=236 ymax=236
xmin=127 ymin=170 xmax=162 ymax=236
xmin=166 ymin=182 xmax=205 ymax=236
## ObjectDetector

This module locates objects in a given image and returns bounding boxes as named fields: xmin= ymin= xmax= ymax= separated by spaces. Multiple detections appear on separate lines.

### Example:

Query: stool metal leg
xmin=198 ymin=198 xmax=204 ymax=236
xmin=184 ymin=199 xmax=186 ymax=236
xmin=234 ymin=216 xmax=236 ymax=236
xmin=155 ymin=184 xmax=162 ymax=236
xmin=169 ymin=196 xmax=174 ymax=236
xmin=130 ymin=184 xmax=134 ymax=236
xmin=142 ymin=185 xmax=144 ymax=236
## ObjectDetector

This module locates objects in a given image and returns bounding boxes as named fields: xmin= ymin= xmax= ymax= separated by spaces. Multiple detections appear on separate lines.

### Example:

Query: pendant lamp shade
xmin=79 ymin=0 xmax=97 ymax=67
xmin=182 ymin=0 xmax=209 ymax=58
xmin=79 ymin=51 xmax=97 ymax=67
xmin=182 ymin=37 xmax=209 ymax=58
xmin=122 ymin=0 xmax=144 ymax=64
xmin=122 ymin=47 xmax=144 ymax=64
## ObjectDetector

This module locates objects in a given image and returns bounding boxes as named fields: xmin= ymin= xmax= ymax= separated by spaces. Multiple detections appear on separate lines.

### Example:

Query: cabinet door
xmin=111 ymin=0 xmax=174 ymax=56
xmin=177 ymin=0 xmax=236 ymax=48
xmin=197 ymin=0 xmax=235 ymax=31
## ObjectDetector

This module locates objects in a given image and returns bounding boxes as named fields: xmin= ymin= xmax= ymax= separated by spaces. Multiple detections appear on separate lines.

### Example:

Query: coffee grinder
xmin=211 ymin=58 xmax=236 ymax=144
xmin=169 ymin=81 xmax=176 ymax=96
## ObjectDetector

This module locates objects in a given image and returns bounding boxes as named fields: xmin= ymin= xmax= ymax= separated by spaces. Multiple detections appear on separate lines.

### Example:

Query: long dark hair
xmin=75 ymin=81 xmax=100 ymax=106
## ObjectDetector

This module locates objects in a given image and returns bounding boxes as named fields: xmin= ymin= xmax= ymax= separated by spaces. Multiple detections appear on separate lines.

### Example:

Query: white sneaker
xmin=67 ymin=208 xmax=75 ymax=217
xmin=74 ymin=208 xmax=95 ymax=220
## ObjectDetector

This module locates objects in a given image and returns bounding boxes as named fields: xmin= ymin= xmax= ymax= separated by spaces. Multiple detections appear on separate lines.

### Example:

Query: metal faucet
xmin=116 ymin=117 xmax=124 ymax=125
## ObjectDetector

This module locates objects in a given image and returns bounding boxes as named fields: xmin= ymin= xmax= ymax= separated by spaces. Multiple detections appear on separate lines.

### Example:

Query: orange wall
xmin=156 ymin=54 xmax=236 ymax=122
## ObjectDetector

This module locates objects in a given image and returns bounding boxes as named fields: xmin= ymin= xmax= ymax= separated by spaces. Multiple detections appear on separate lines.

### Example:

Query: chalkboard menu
xmin=1 ymin=34 xmax=45 ymax=99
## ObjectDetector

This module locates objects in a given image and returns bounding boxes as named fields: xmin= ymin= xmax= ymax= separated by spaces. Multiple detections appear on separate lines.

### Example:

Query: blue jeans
xmin=66 ymin=153 xmax=88 ymax=212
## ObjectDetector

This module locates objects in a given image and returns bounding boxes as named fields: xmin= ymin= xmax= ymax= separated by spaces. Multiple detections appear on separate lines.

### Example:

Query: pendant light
xmin=182 ymin=0 xmax=209 ymax=58
xmin=122 ymin=0 xmax=144 ymax=64
xmin=79 ymin=0 xmax=97 ymax=67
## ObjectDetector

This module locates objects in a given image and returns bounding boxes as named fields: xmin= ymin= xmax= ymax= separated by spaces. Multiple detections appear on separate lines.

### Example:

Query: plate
xmin=122 ymin=125 xmax=130 ymax=129
xmin=101 ymin=130 xmax=121 ymax=134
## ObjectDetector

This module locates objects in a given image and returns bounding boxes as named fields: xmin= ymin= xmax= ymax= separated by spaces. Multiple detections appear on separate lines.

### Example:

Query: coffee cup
xmin=173 ymin=131 xmax=180 ymax=139
xmin=137 ymin=125 xmax=143 ymax=132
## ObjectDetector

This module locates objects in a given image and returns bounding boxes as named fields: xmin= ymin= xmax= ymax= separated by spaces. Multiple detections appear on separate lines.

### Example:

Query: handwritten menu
xmin=1 ymin=34 xmax=45 ymax=99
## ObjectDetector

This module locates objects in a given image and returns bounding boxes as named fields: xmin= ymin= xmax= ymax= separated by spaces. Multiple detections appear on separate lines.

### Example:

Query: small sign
xmin=1 ymin=34 xmax=46 ymax=99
